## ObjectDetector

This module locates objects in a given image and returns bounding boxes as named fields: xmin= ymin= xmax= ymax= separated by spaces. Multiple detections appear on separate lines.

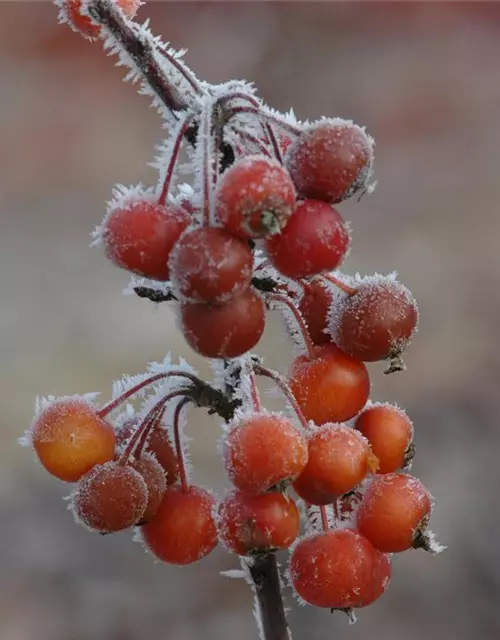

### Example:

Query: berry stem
xmin=320 ymin=273 xmax=357 ymax=296
xmin=263 ymin=123 xmax=284 ymax=163
xmin=119 ymin=389 xmax=190 ymax=463
xmin=265 ymin=291 xmax=316 ymax=359
xmin=249 ymin=371 xmax=262 ymax=412
xmin=233 ymin=126 xmax=273 ymax=157
xmin=200 ymin=101 xmax=214 ymax=225
xmin=252 ymin=363 xmax=310 ymax=433
xmin=158 ymin=112 xmax=195 ymax=206
xmin=97 ymin=371 xmax=201 ymax=418
xmin=226 ymin=105 xmax=301 ymax=136
xmin=320 ymin=506 xmax=330 ymax=532
xmin=172 ymin=397 xmax=192 ymax=492
xmin=245 ymin=555 xmax=291 ymax=640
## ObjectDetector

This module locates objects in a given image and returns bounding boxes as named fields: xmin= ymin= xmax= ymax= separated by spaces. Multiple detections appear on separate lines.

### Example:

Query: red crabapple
xmin=141 ymin=485 xmax=218 ymax=565
xmin=180 ymin=288 xmax=265 ymax=358
xmin=355 ymin=404 xmax=414 ymax=473
xmin=358 ymin=551 xmax=392 ymax=608
xmin=356 ymin=472 xmax=432 ymax=553
xmin=293 ymin=423 xmax=377 ymax=505
xmin=217 ymin=490 xmax=300 ymax=555
xmin=72 ymin=460 xmax=148 ymax=533
xmin=290 ymin=529 xmax=379 ymax=609
xmin=61 ymin=0 xmax=141 ymax=40
xmin=332 ymin=277 xmax=419 ymax=364
xmin=169 ymin=226 xmax=253 ymax=303
xmin=224 ymin=412 xmax=308 ymax=494
xmin=102 ymin=200 xmax=190 ymax=281
xmin=30 ymin=398 xmax=116 ymax=482
xmin=289 ymin=343 xmax=370 ymax=425
xmin=215 ymin=155 xmax=296 ymax=239
xmin=130 ymin=454 xmax=167 ymax=523
xmin=265 ymin=200 xmax=350 ymax=280
xmin=286 ymin=119 xmax=374 ymax=203
xmin=299 ymin=278 xmax=335 ymax=345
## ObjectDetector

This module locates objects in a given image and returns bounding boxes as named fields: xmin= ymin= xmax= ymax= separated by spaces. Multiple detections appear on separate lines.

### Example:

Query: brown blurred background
xmin=2 ymin=2 xmax=500 ymax=639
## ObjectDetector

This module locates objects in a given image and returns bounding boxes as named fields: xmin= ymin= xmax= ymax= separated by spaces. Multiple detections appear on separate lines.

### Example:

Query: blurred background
xmin=2 ymin=1 xmax=500 ymax=639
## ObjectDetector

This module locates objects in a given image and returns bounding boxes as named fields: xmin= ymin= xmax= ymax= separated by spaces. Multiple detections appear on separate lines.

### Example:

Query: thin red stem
xmin=266 ymin=291 xmax=316 ymax=359
xmin=172 ymin=397 xmax=192 ymax=492
xmin=253 ymin=363 xmax=310 ymax=433
xmin=118 ymin=389 xmax=189 ymax=463
xmin=249 ymin=371 xmax=262 ymax=412
xmin=97 ymin=371 xmax=199 ymax=418
xmin=226 ymin=105 xmax=302 ymax=136
xmin=134 ymin=404 xmax=167 ymax=459
xmin=320 ymin=273 xmax=358 ymax=296
xmin=320 ymin=506 xmax=330 ymax=532
xmin=158 ymin=113 xmax=194 ymax=206
xmin=201 ymin=102 xmax=213 ymax=225
xmin=263 ymin=123 xmax=283 ymax=164
xmin=157 ymin=46 xmax=203 ymax=95
xmin=233 ymin=126 xmax=272 ymax=157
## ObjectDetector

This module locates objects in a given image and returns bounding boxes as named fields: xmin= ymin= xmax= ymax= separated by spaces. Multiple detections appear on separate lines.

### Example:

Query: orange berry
xmin=356 ymin=472 xmax=432 ymax=553
xmin=355 ymin=404 xmax=414 ymax=473
xmin=30 ymin=398 xmax=116 ymax=482
xmin=293 ymin=424 xmax=376 ymax=505
xmin=224 ymin=412 xmax=308 ymax=494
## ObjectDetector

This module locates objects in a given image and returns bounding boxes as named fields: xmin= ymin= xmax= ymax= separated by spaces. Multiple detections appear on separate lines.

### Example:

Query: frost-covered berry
xmin=331 ymin=276 xmax=418 ymax=365
xmin=141 ymin=485 xmax=218 ymax=565
xmin=215 ymin=155 xmax=296 ymax=239
xmin=355 ymin=404 xmax=414 ymax=473
xmin=72 ymin=461 xmax=148 ymax=533
xmin=223 ymin=411 xmax=308 ymax=495
xmin=101 ymin=200 xmax=190 ymax=281
xmin=265 ymin=200 xmax=350 ymax=280
xmin=30 ymin=398 xmax=116 ymax=482
xmin=356 ymin=472 xmax=432 ymax=553
xmin=217 ymin=490 xmax=300 ymax=555
xmin=286 ymin=119 xmax=374 ymax=203
xmin=169 ymin=226 xmax=253 ymax=303
xmin=180 ymin=288 xmax=266 ymax=359
xmin=290 ymin=529 xmax=381 ymax=609
xmin=289 ymin=343 xmax=370 ymax=425
xmin=293 ymin=423 xmax=377 ymax=505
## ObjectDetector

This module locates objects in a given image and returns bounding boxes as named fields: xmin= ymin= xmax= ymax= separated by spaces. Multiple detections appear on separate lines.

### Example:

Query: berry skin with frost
xmin=293 ymin=423 xmax=377 ymax=505
xmin=101 ymin=200 xmax=190 ymax=281
xmin=217 ymin=490 xmax=300 ymax=555
xmin=180 ymin=288 xmax=266 ymax=359
xmin=169 ymin=226 xmax=253 ymax=303
xmin=286 ymin=119 xmax=374 ymax=203
xmin=141 ymin=485 xmax=218 ymax=565
xmin=265 ymin=200 xmax=350 ymax=280
xmin=215 ymin=155 xmax=296 ymax=239
xmin=290 ymin=529 xmax=381 ymax=609
xmin=72 ymin=460 xmax=148 ymax=533
xmin=356 ymin=472 xmax=432 ymax=553
xmin=130 ymin=454 xmax=167 ymax=523
xmin=289 ymin=343 xmax=370 ymax=425
xmin=224 ymin=411 xmax=308 ymax=495
xmin=30 ymin=397 xmax=116 ymax=482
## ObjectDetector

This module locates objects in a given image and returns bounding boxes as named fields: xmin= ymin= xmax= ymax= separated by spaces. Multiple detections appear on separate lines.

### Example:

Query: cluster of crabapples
xmin=25 ymin=0 xmax=443 ymax=620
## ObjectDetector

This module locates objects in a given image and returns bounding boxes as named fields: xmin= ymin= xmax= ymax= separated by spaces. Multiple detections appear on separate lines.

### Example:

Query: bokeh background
xmin=2 ymin=2 xmax=500 ymax=639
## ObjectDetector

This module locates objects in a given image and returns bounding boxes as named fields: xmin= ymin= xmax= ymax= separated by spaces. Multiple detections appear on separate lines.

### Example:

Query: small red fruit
xmin=289 ymin=343 xmax=370 ymax=425
xmin=217 ymin=490 xmax=300 ymax=555
xmin=355 ymin=404 xmax=414 ymax=473
xmin=358 ymin=551 xmax=392 ymax=608
xmin=224 ymin=412 xmax=308 ymax=494
xmin=30 ymin=398 xmax=116 ymax=482
xmin=356 ymin=472 xmax=432 ymax=553
xmin=101 ymin=200 xmax=190 ymax=281
xmin=72 ymin=461 xmax=148 ymax=533
xmin=286 ymin=119 xmax=374 ymax=203
xmin=215 ymin=155 xmax=296 ymax=239
xmin=333 ymin=278 xmax=419 ymax=363
xmin=141 ymin=485 xmax=218 ymax=565
xmin=265 ymin=200 xmax=350 ymax=279
xmin=293 ymin=424 xmax=376 ymax=505
xmin=130 ymin=454 xmax=167 ymax=523
xmin=180 ymin=288 xmax=266 ymax=358
xmin=169 ymin=226 xmax=253 ymax=303
xmin=299 ymin=278 xmax=334 ymax=345
xmin=290 ymin=529 xmax=379 ymax=608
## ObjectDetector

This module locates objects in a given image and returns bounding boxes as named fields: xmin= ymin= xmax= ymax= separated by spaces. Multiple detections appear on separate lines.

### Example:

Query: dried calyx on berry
xmin=21 ymin=2 xmax=445 ymax=638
